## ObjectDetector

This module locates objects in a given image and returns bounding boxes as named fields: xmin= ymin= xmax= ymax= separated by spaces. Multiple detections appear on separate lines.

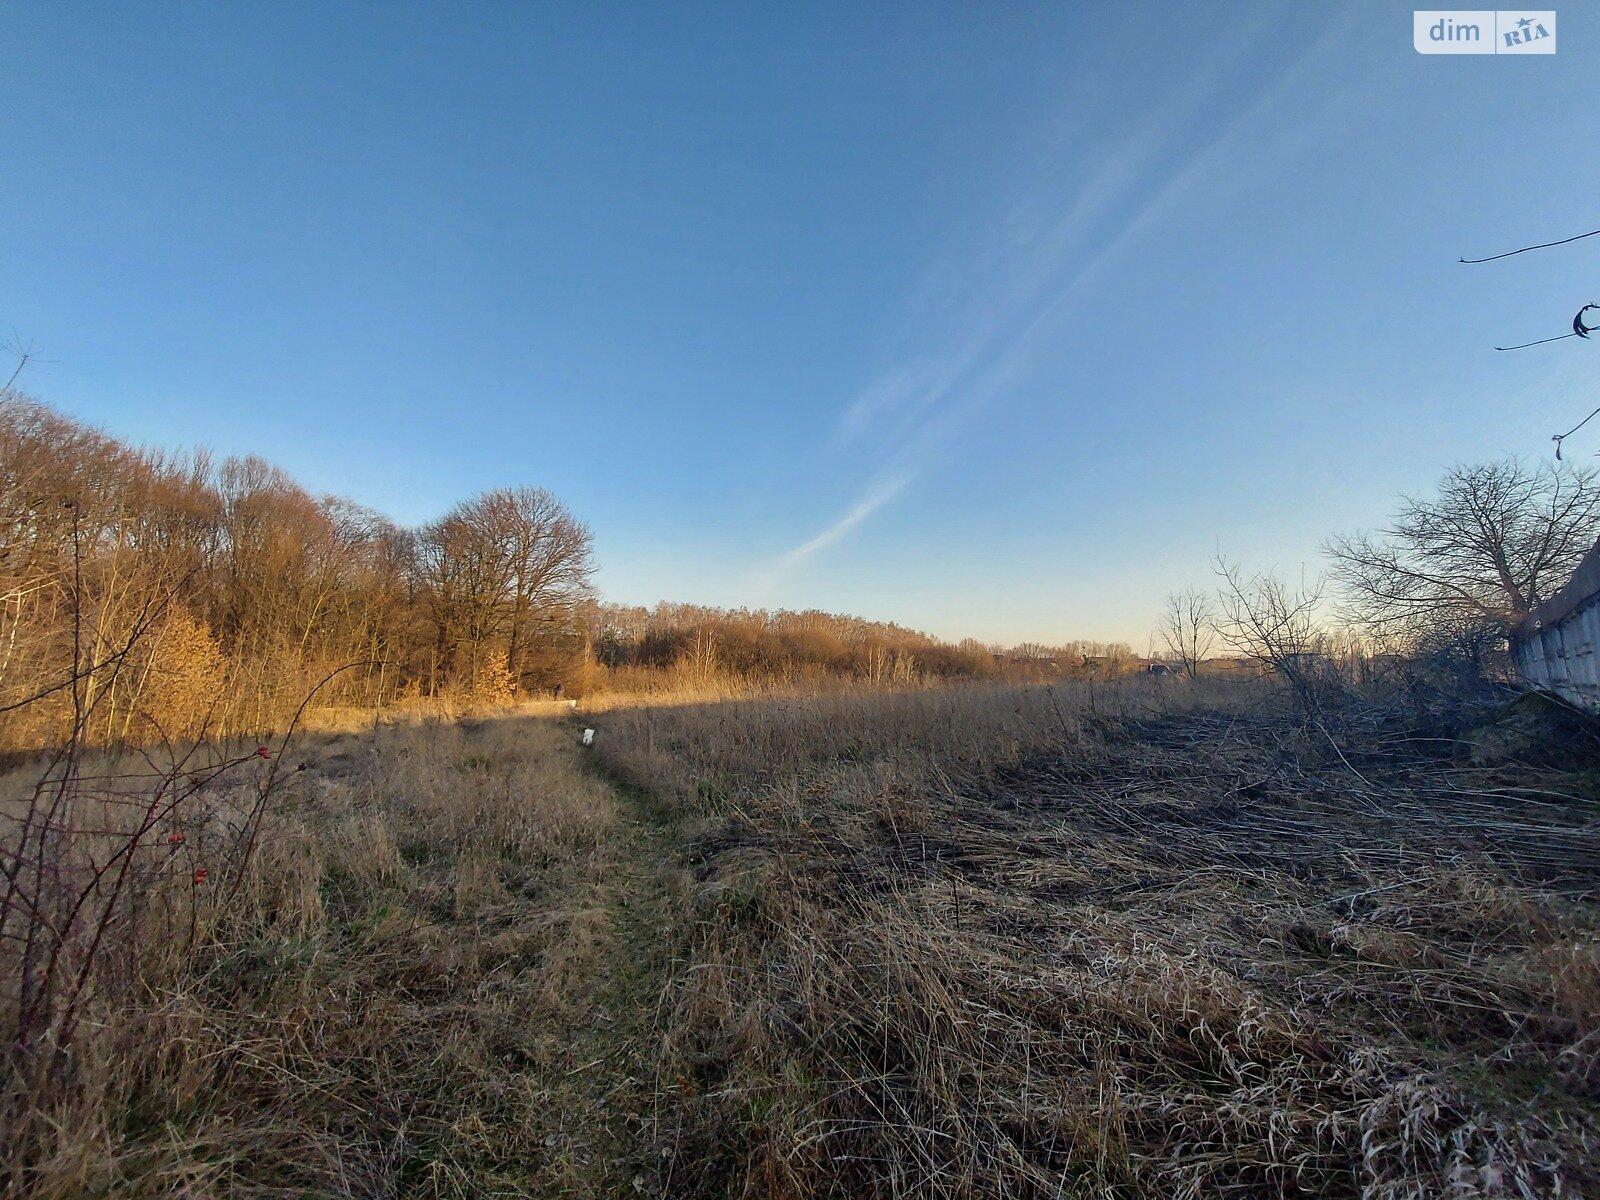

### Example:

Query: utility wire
xmin=1461 ymin=226 xmax=1600 ymax=264
xmin=1553 ymin=404 xmax=1600 ymax=460
xmin=1496 ymin=330 xmax=1584 ymax=351
xmin=1496 ymin=304 xmax=1600 ymax=351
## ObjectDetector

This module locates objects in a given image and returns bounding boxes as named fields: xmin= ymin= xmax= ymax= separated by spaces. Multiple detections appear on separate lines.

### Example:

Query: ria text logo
xmin=1414 ymin=10 xmax=1555 ymax=53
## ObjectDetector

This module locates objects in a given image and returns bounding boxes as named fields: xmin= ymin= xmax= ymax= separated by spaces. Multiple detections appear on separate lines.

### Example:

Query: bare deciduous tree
xmin=1214 ymin=557 xmax=1331 ymax=713
xmin=419 ymin=487 xmax=594 ymax=697
xmin=1326 ymin=459 xmax=1600 ymax=656
xmin=1157 ymin=589 xmax=1214 ymax=679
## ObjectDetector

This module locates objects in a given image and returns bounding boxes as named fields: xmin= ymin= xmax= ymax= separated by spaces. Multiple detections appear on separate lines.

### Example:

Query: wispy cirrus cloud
xmin=762 ymin=7 xmax=1354 ymax=583
xmin=756 ymin=471 xmax=911 ymax=587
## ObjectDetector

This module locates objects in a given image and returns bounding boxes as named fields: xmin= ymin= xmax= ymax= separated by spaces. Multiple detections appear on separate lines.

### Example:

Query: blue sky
xmin=3 ymin=2 xmax=1596 ymax=646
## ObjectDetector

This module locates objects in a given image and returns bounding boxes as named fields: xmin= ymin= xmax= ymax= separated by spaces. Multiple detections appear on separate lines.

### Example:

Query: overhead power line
xmin=1461 ymin=225 xmax=1600 ymax=264
xmin=1495 ymin=330 xmax=1584 ymax=352
xmin=1553 ymin=404 xmax=1600 ymax=461
xmin=1495 ymin=304 xmax=1600 ymax=352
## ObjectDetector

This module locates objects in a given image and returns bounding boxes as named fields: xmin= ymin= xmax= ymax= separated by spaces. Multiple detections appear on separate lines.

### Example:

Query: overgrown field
xmin=1 ymin=713 xmax=670 ymax=1198
xmin=595 ymin=679 xmax=1600 ymax=1198
xmin=4 ymin=679 xmax=1598 ymax=1197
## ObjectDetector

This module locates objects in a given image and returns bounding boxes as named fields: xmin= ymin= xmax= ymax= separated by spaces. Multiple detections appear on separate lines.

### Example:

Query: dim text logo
xmin=1414 ymin=10 xmax=1555 ymax=53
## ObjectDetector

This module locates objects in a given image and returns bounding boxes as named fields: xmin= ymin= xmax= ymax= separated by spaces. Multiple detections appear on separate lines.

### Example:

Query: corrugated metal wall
xmin=1514 ymin=598 xmax=1600 ymax=711
xmin=1513 ymin=539 xmax=1600 ymax=712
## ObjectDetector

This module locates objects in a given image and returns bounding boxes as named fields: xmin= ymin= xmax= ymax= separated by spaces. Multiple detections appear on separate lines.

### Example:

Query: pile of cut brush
xmin=653 ymin=692 xmax=1600 ymax=1199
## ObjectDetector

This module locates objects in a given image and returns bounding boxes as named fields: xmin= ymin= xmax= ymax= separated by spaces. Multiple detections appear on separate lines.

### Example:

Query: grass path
xmin=515 ymin=726 xmax=687 ymax=1198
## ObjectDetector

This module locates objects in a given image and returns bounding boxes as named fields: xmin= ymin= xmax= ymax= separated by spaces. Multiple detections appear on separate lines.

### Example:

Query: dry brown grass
xmin=1 ymin=711 xmax=652 ymax=1198
xmin=586 ymin=676 xmax=1230 ymax=803
xmin=6 ymin=675 xmax=1597 ymax=1198
xmin=591 ymin=679 xmax=1600 ymax=1198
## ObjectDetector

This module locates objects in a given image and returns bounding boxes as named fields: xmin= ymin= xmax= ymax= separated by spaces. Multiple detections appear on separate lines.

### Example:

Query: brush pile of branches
xmin=644 ymin=689 xmax=1600 ymax=1198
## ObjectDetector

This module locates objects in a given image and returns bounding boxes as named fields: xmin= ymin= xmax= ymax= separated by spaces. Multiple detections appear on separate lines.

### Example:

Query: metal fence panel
xmin=1514 ymin=580 xmax=1600 ymax=712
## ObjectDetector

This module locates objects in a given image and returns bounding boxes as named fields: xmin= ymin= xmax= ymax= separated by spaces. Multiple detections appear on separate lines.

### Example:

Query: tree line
xmin=2 ymin=394 xmax=1146 ymax=751
xmin=0 ymin=393 xmax=595 ymax=750
xmin=586 ymin=602 xmax=1139 ymax=688
xmin=22 ymin=390 xmax=1567 ymax=754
